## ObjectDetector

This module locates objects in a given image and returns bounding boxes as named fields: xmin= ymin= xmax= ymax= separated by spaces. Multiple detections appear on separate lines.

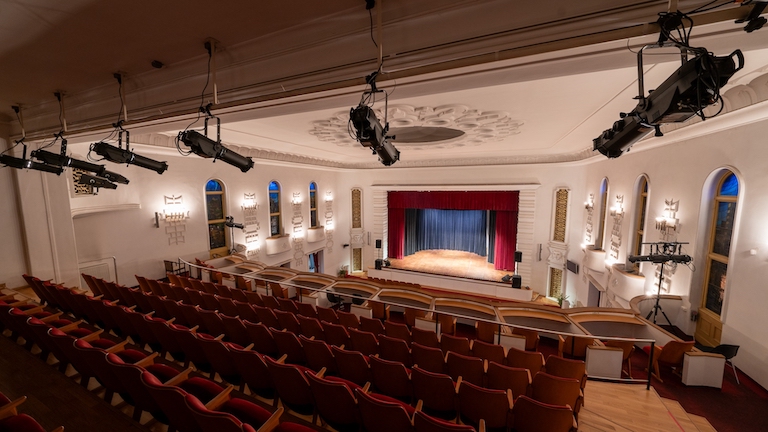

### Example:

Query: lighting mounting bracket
xmin=203 ymin=105 xmax=221 ymax=144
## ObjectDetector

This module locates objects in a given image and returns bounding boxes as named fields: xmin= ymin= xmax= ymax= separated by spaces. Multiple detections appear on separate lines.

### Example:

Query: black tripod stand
xmin=646 ymin=260 xmax=673 ymax=326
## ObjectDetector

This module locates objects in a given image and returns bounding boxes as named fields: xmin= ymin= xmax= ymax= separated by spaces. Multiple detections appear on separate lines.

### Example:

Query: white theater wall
xmin=0 ymin=131 xmax=29 ymax=289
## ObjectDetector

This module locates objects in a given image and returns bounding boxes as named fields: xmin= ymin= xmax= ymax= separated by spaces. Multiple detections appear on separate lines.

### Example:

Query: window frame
xmin=631 ymin=176 xmax=649 ymax=272
xmin=269 ymin=181 xmax=282 ymax=237
xmin=205 ymin=179 xmax=229 ymax=258
xmin=701 ymin=172 xmax=738 ymax=317
xmin=309 ymin=181 xmax=319 ymax=228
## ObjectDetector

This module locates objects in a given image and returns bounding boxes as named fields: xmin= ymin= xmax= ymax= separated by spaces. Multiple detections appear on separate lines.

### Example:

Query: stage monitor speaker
xmin=511 ymin=275 xmax=522 ymax=288
xmin=375 ymin=259 xmax=383 ymax=270
xmin=514 ymin=251 xmax=522 ymax=263
xmin=375 ymin=239 xmax=382 ymax=249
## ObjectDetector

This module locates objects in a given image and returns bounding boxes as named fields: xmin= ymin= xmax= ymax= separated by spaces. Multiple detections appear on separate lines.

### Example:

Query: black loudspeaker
xmin=511 ymin=275 xmax=522 ymax=288
xmin=375 ymin=239 xmax=382 ymax=249
xmin=514 ymin=251 xmax=522 ymax=262
xmin=375 ymin=259 xmax=383 ymax=270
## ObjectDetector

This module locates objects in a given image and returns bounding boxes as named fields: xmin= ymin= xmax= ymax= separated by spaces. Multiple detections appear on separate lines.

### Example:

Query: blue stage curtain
xmin=404 ymin=209 xmax=487 ymax=256
xmin=488 ymin=211 xmax=497 ymax=263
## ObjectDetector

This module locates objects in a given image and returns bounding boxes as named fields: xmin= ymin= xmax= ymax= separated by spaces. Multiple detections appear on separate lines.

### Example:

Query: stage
xmin=372 ymin=250 xmax=535 ymax=302
xmin=387 ymin=249 xmax=513 ymax=283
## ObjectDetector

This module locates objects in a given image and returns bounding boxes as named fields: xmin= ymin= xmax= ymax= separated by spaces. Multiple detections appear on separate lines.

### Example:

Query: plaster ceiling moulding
xmin=309 ymin=104 xmax=524 ymax=150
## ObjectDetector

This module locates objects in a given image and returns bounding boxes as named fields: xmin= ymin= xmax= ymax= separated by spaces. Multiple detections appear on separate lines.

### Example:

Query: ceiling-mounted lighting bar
xmin=1 ymin=106 xmax=64 ymax=174
xmin=177 ymin=107 xmax=254 ymax=172
xmin=31 ymin=133 xmax=129 ymax=185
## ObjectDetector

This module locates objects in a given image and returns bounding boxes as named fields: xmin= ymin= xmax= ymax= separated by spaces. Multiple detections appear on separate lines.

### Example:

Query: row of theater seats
xmin=114 ymin=273 xmax=582 ymax=430
xmin=10 ymin=275 xmax=313 ymax=432
xmin=19 ymin=274 xmax=582 ymax=432
xmin=0 ymin=390 xmax=63 ymax=432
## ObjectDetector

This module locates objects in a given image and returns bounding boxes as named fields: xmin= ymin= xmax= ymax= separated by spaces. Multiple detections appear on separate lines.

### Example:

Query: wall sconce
xmin=241 ymin=193 xmax=258 ymax=210
xmin=292 ymin=192 xmax=302 ymax=205
xmin=325 ymin=191 xmax=333 ymax=202
xmin=609 ymin=195 xmax=624 ymax=217
xmin=155 ymin=195 xmax=189 ymax=227
xmin=655 ymin=199 xmax=679 ymax=235
xmin=584 ymin=194 xmax=594 ymax=211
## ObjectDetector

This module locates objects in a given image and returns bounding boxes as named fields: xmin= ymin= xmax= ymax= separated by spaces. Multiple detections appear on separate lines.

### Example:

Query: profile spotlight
xmin=350 ymin=105 xmax=399 ymax=166
xmin=224 ymin=216 xmax=245 ymax=230
xmin=92 ymin=141 xmax=168 ymax=174
xmin=0 ymin=153 xmax=64 ymax=174
xmin=31 ymin=148 xmax=130 ymax=185
xmin=179 ymin=130 xmax=254 ymax=173
xmin=77 ymin=173 xmax=117 ymax=190
xmin=593 ymin=48 xmax=743 ymax=158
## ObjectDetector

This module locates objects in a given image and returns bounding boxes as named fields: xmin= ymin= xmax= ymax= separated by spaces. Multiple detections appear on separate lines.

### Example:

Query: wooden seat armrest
xmin=525 ymin=369 xmax=532 ymax=384
xmin=126 ymin=305 xmax=137 ymax=311
xmin=145 ymin=311 xmax=154 ymax=317
xmin=361 ymin=382 xmax=372 ymax=393
xmin=244 ymin=343 xmax=255 ymax=351
xmin=205 ymin=385 xmax=234 ymax=410
xmin=414 ymin=400 xmax=423 ymax=412
xmin=254 ymin=406 xmax=284 ymax=432
xmin=506 ymin=390 xmax=514 ymax=408
xmin=40 ymin=312 xmax=64 ymax=323
xmin=25 ymin=305 xmax=45 ymax=315
xmin=0 ymin=294 xmax=14 ymax=301
xmin=479 ymin=419 xmax=486 ymax=432
xmin=277 ymin=354 xmax=288 ymax=364
xmin=92 ymin=295 xmax=104 ymax=300
xmin=72 ymin=288 xmax=86 ymax=295
xmin=189 ymin=325 xmax=199 ymax=333
xmin=572 ymin=416 xmax=578 ymax=431
xmin=50 ymin=426 xmax=65 ymax=432
xmin=557 ymin=334 xmax=566 ymax=357
xmin=166 ymin=317 xmax=175 ymax=324
xmin=164 ymin=367 xmax=194 ymax=386
xmin=0 ymin=396 xmax=27 ymax=419
xmin=106 ymin=340 xmax=130 ymax=353
xmin=214 ymin=334 xmax=225 ymax=341
xmin=80 ymin=329 xmax=105 ymax=342
xmin=454 ymin=376 xmax=462 ymax=393
xmin=9 ymin=300 xmax=29 ymax=308
xmin=133 ymin=352 xmax=160 ymax=368
xmin=56 ymin=320 xmax=85 ymax=333
xmin=110 ymin=299 xmax=120 ymax=305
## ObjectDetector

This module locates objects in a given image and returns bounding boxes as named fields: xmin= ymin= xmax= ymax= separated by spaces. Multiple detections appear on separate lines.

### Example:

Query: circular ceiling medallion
xmin=309 ymin=104 xmax=523 ymax=149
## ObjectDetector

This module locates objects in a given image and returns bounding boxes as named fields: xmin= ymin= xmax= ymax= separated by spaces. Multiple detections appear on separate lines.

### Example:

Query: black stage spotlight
xmin=31 ymin=148 xmax=130 ymax=185
xmin=225 ymin=216 xmax=245 ymax=230
xmin=0 ymin=153 xmax=64 ymax=174
xmin=77 ymin=173 xmax=118 ymax=190
xmin=92 ymin=141 xmax=168 ymax=174
xmin=350 ymin=104 xmax=400 ymax=166
xmin=179 ymin=130 xmax=254 ymax=173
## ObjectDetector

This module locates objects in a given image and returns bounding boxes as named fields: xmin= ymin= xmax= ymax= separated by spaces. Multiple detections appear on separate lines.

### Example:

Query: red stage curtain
xmin=388 ymin=208 xmax=406 ymax=259
xmin=493 ymin=210 xmax=518 ymax=271
xmin=387 ymin=191 xmax=519 ymax=264
xmin=388 ymin=191 xmax=518 ymax=211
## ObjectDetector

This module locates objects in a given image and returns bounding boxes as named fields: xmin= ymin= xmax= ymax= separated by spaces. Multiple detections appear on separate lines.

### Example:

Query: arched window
xmin=697 ymin=171 xmax=738 ymax=346
xmin=205 ymin=179 xmax=228 ymax=257
xmin=269 ymin=181 xmax=282 ymax=237
xmin=309 ymin=182 xmax=318 ymax=228
xmin=630 ymin=176 xmax=649 ymax=271
xmin=595 ymin=178 xmax=609 ymax=249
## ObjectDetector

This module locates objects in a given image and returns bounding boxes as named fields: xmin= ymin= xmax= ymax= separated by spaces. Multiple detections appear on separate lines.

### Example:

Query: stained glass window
xmin=269 ymin=181 xmax=281 ymax=236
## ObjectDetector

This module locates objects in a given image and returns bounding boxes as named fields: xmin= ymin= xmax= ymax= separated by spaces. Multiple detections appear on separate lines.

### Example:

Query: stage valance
xmin=387 ymin=191 xmax=519 ymax=211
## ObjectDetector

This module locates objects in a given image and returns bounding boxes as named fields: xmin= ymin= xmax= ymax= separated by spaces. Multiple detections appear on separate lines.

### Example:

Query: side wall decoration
xmin=292 ymin=192 xmax=305 ymax=266
xmin=242 ymin=193 xmax=260 ymax=259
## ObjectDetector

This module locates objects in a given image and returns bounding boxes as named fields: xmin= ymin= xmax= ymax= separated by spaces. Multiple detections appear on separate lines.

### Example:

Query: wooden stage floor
xmin=387 ymin=249 xmax=513 ymax=283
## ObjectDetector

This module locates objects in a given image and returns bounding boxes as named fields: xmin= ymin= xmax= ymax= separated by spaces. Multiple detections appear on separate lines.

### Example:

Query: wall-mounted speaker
xmin=566 ymin=260 xmax=579 ymax=274
xmin=511 ymin=275 xmax=522 ymax=288
xmin=375 ymin=239 xmax=382 ymax=249
xmin=514 ymin=251 xmax=523 ymax=263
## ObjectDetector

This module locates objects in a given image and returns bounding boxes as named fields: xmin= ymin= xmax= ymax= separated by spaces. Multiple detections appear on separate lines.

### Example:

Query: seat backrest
xmin=243 ymin=321 xmax=279 ymax=357
xmin=252 ymin=305 xmax=280 ymax=329
xmin=471 ymin=339 xmax=505 ymax=365
xmin=296 ymin=302 xmax=318 ymax=319
xmin=485 ymin=361 xmax=531 ymax=399
xmin=369 ymin=355 xmax=413 ymax=402
xmin=305 ymin=372 xmax=360 ymax=430
xmin=384 ymin=320 xmax=412 ymax=344
xmin=411 ymin=327 xmax=440 ymax=348
xmin=456 ymin=380 xmax=512 ymax=430
xmin=411 ymin=342 xmax=446 ymax=374
xmin=233 ymin=300 xmax=259 ymax=323
xmin=277 ymin=297 xmax=300 ymax=315
xmin=378 ymin=334 xmax=413 ymax=367
xmin=712 ymin=344 xmax=739 ymax=359
xmin=441 ymin=334 xmax=471 ymax=357
xmin=604 ymin=339 xmax=635 ymax=360
xmin=300 ymin=336 xmax=336 ymax=374
xmin=355 ymin=388 xmax=415 ymax=432
xmin=316 ymin=306 xmax=339 ymax=324
xmin=474 ymin=321 xmax=497 ymax=344
xmin=261 ymin=295 xmax=281 ymax=310
xmin=531 ymin=372 xmax=581 ymax=413
xmin=263 ymin=356 xmax=314 ymax=413
xmin=507 ymin=346 xmax=545 ymax=375
xmin=184 ymin=394 xmax=248 ymax=432
xmin=511 ymin=327 xmax=540 ymax=351
xmin=321 ymin=321 xmax=351 ymax=349
xmin=229 ymin=347 xmax=274 ymax=399
xmin=271 ymin=328 xmax=306 ymax=365
xmin=337 ymin=310 xmax=360 ymax=329
xmin=411 ymin=367 xmax=457 ymax=415
xmin=332 ymin=346 xmax=372 ymax=386
xmin=511 ymin=395 xmax=576 ymax=432
xmin=445 ymin=351 xmax=484 ymax=386
xmin=348 ymin=328 xmax=380 ymax=356
xmin=298 ymin=315 xmax=325 ymax=341
xmin=561 ymin=336 xmax=596 ymax=358
xmin=140 ymin=371 xmax=202 ymax=432
xmin=360 ymin=316 xmax=386 ymax=336
xmin=544 ymin=355 xmax=587 ymax=389
xmin=404 ymin=307 xmax=427 ymax=327
xmin=658 ymin=340 xmax=696 ymax=365
xmin=413 ymin=410 xmax=477 ymax=432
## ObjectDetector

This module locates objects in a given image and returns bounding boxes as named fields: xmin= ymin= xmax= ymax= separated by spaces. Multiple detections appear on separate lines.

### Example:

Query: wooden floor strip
xmin=660 ymin=398 xmax=701 ymax=432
